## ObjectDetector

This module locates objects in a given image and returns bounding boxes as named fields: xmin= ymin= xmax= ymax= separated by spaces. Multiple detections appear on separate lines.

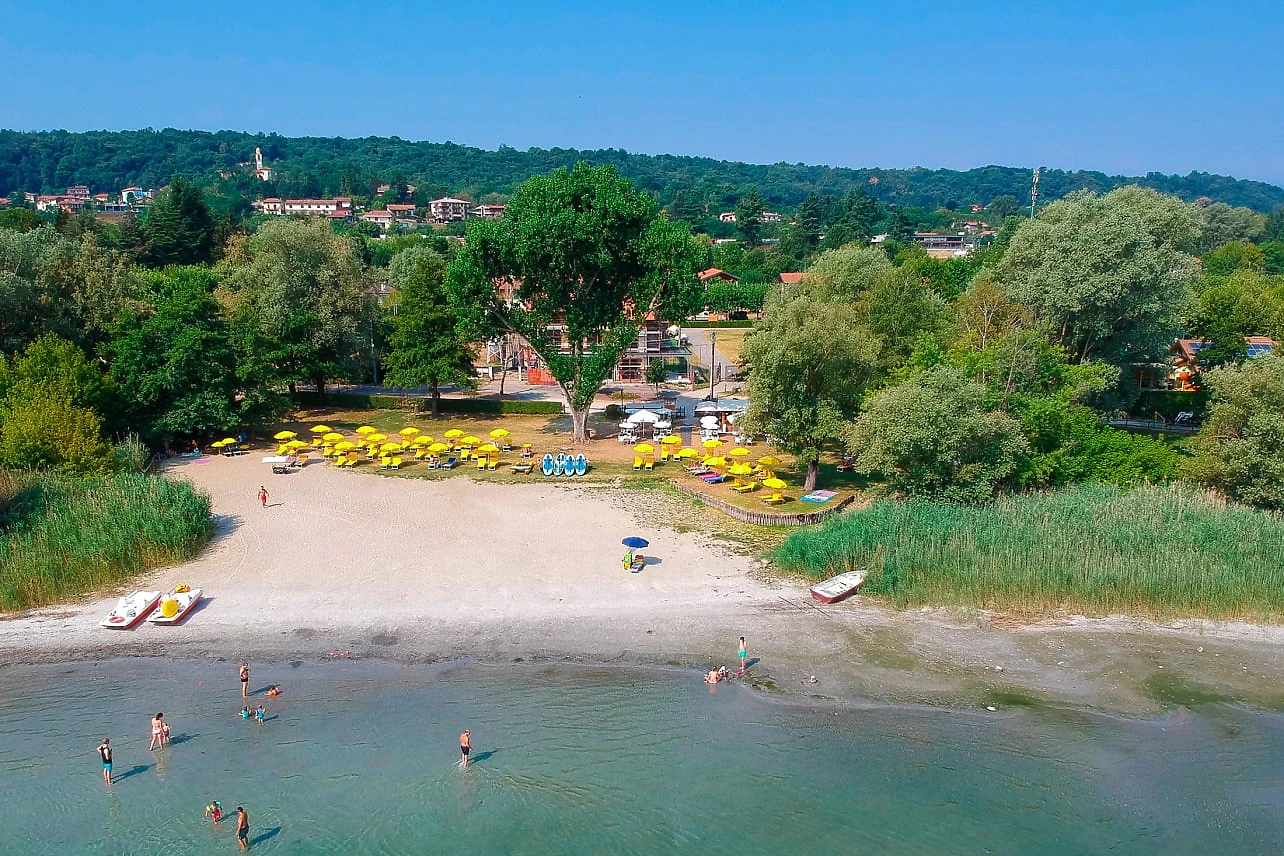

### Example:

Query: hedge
xmin=293 ymin=391 xmax=563 ymax=415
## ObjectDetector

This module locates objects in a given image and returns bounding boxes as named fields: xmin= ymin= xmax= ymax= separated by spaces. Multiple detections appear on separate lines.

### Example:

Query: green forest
xmin=4 ymin=127 xmax=1284 ymax=212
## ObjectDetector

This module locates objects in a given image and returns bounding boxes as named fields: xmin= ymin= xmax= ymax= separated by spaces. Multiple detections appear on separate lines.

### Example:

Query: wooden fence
xmin=669 ymin=481 xmax=855 ymax=526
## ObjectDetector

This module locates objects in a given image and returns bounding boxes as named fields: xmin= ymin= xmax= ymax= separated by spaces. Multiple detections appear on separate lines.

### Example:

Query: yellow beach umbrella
xmin=633 ymin=443 xmax=655 ymax=454
xmin=489 ymin=428 xmax=510 ymax=439
xmin=310 ymin=425 xmax=332 ymax=434
xmin=210 ymin=440 xmax=225 ymax=448
xmin=412 ymin=435 xmax=433 ymax=445
xmin=675 ymin=448 xmax=697 ymax=459
xmin=757 ymin=455 xmax=782 ymax=467
xmin=704 ymin=455 xmax=727 ymax=467
xmin=702 ymin=438 xmax=722 ymax=450
xmin=728 ymin=447 xmax=750 ymax=458
xmin=443 ymin=429 xmax=464 ymax=439
xmin=762 ymin=477 xmax=787 ymax=490
xmin=478 ymin=443 xmax=499 ymax=453
xmin=221 ymin=437 xmax=238 ymax=445
xmin=356 ymin=426 xmax=377 ymax=435
xmin=379 ymin=442 xmax=401 ymax=452
xmin=334 ymin=441 xmax=356 ymax=451
xmin=428 ymin=442 xmax=450 ymax=452
xmin=366 ymin=433 xmax=388 ymax=443
xmin=728 ymin=463 xmax=754 ymax=476
xmin=399 ymin=427 xmax=420 ymax=437
xmin=323 ymin=432 xmax=344 ymax=442
xmin=461 ymin=435 xmax=481 ymax=446
xmin=660 ymin=435 xmax=682 ymax=445
xmin=286 ymin=439 xmax=308 ymax=449
xmin=273 ymin=430 xmax=297 ymax=440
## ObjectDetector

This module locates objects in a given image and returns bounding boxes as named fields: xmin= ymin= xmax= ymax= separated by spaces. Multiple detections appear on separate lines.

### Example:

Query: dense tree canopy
xmin=1188 ymin=355 xmax=1284 ymax=509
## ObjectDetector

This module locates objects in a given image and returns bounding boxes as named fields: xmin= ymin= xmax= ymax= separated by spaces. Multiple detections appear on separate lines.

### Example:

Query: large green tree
xmin=139 ymin=179 xmax=218 ymax=268
xmin=742 ymin=295 xmax=882 ymax=490
xmin=735 ymin=187 xmax=765 ymax=248
xmin=1188 ymin=354 xmax=1284 ymax=509
xmin=996 ymin=187 xmax=1200 ymax=367
xmin=384 ymin=246 xmax=475 ymax=416
xmin=447 ymin=163 xmax=702 ymax=442
xmin=220 ymin=218 xmax=371 ymax=396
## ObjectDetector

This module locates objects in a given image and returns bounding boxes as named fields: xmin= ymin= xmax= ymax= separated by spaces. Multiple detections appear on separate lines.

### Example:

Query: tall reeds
xmin=776 ymin=484 xmax=1284 ymax=619
xmin=0 ymin=472 xmax=212 ymax=611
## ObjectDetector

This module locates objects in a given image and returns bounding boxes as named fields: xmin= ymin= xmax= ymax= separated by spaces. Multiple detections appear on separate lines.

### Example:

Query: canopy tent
xmin=625 ymin=409 xmax=661 ymax=424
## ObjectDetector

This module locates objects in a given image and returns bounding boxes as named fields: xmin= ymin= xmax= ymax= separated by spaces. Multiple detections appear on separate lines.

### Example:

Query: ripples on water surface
xmin=1 ymin=658 xmax=1281 ymax=854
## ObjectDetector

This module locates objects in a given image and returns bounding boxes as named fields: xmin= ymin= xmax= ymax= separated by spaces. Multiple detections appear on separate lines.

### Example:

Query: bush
xmin=776 ymin=484 xmax=1284 ymax=618
xmin=1131 ymin=389 xmax=1210 ymax=420
xmin=291 ymin=391 xmax=562 ymax=415
xmin=0 ymin=397 xmax=116 ymax=475
xmin=0 ymin=471 xmax=212 ymax=610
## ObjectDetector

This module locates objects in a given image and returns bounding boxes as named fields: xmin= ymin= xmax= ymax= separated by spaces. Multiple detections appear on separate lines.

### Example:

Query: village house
xmin=120 ymin=187 xmax=153 ymax=205
xmin=35 ymin=194 xmax=85 ymax=214
xmin=718 ymin=211 xmax=737 ymax=223
xmin=1136 ymin=336 xmax=1278 ymax=391
xmin=473 ymin=204 xmax=506 ymax=218
xmin=760 ymin=211 xmax=782 ymax=223
xmin=778 ymin=272 xmax=805 ymax=286
xmin=697 ymin=268 xmax=739 ymax=285
xmin=361 ymin=209 xmax=396 ymax=230
xmin=429 ymin=197 xmax=472 ymax=222
xmin=66 ymin=185 xmax=91 ymax=200
xmin=254 ymin=197 xmax=354 ymax=217
xmin=386 ymin=203 xmax=418 ymax=225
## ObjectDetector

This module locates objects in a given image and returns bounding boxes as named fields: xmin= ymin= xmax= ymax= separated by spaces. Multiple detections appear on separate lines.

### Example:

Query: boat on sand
xmin=99 ymin=591 xmax=162 ymax=629
xmin=147 ymin=586 xmax=204 ymax=625
xmin=810 ymin=570 xmax=867 ymax=604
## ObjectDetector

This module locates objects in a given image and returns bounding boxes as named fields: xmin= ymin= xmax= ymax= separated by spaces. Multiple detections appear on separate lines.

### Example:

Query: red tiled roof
xmin=698 ymin=268 xmax=739 ymax=283
xmin=779 ymin=272 xmax=805 ymax=285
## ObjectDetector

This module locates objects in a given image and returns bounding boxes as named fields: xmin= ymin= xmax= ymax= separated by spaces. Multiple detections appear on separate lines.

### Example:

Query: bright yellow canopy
xmin=356 ymin=426 xmax=377 ymax=435
xmin=443 ymin=429 xmax=464 ymax=439
xmin=728 ymin=447 xmax=750 ymax=458
xmin=286 ymin=439 xmax=308 ymax=449
xmin=757 ymin=455 xmax=782 ymax=467
xmin=728 ymin=463 xmax=754 ymax=476
xmin=762 ymin=477 xmax=787 ymax=489
xmin=489 ymin=428 xmax=510 ymax=439
xmin=399 ymin=427 xmax=420 ymax=436
xmin=310 ymin=425 xmax=332 ymax=433
xmin=633 ymin=443 xmax=655 ymax=453
xmin=478 ymin=443 xmax=499 ymax=453
xmin=210 ymin=440 xmax=225 ymax=448
xmin=273 ymin=430 xmax=297 ymax=440
xmin=702 ymin=438 xmax=722 ymax=449
xmin=675 ymin=448 xmax=697 ymax=458
xmin=334 ymin=441 xmax=357 ymax=451
xmin=660 ymin=435 xmax=682 ymax=445
xmin=412 ymin=435 xmax=433 ymax=445
xmin=704 ymin=456 xmax=727 ymax=467
xmin=367 ymin=433 xmax=388 ymax=443
xmin=221 ymin=437 xmax=238 ymax=445
xmin=428 ymin=442 xmax=450 ymax=452
xmin=379 ymin=442 xmax=401 ymax=452
xmin=322 ymin=432 xmax=344 ymax=442
xmin=461 ymin=435 xmax=481 ymax=445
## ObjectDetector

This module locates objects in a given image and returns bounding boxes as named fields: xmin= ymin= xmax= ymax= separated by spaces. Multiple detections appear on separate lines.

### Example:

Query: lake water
xmin=0 ymin=658 xmax=1281 ymax=854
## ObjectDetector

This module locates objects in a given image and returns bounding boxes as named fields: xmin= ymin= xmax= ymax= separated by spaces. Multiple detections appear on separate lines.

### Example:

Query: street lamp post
xmin=709 ymin=330 xmax=717 ymax=401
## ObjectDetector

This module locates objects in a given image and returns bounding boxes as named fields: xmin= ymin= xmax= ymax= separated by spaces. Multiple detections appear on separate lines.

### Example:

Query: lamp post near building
xmin=710 ymin=330 xmax=717 ymax=401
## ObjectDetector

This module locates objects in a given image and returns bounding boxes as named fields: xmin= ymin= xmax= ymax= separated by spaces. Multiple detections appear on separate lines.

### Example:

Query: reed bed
xmin=776 ymin=484 xmax=1284 ymax=620
xmin=0 ymin=472 xmax=212 ymax=611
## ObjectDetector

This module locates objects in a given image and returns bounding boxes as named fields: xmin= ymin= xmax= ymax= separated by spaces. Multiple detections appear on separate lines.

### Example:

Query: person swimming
xmin=255 ymin=705 xmax=265 ymax=724
xmin=240 ymin=706 xmax=252 ymax=719
xmin=205 ymin=801 xmax=223 ymax=823
xmin=266 ymin=685 xmax=282 ymax=697
xmin=704 ymin=665 xmax=729 ymax=684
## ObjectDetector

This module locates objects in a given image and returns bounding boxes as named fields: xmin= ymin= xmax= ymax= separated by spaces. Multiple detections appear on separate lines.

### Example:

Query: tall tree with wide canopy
xmin=447 ymin=163 xmax=702 ymax=442
xmin=139 ymin=179 xmax=218 ymax=268
xmin=219 ymin=218 xmax=371 ymax=396
xmin=742 ymin=296 xmax=882 ymax=491
xmin=384 ymin=246 xmax=475 ymax=417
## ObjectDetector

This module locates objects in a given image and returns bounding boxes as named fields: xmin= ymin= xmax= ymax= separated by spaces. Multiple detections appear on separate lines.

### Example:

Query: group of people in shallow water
xmin=705 ymin=637 xmax=750 ymax=684
xmin=205 ymin=802 xmax=251 ymax=850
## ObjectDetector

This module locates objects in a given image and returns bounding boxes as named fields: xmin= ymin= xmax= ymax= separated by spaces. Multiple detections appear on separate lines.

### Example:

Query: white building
xmin=429 ymin=197 xmax=472 ymax=222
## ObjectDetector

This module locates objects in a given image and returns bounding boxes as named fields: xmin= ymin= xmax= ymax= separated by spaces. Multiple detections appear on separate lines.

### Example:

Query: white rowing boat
xmin=147 ymin=586 xmax=204 ymax=625
xmin=810 ymin=570 xmax=867 ymax=604
xmin=99 ymin=591 xmax=162 ymax=629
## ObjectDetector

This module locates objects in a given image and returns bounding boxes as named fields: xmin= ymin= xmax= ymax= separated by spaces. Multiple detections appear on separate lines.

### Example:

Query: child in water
xmin=205 ymin=801 xmax=223 ymax=823
xmin=255 ymin=705 xmax=265 ymax=724
xmin=240 ymin=706 xmax=252 ymax=719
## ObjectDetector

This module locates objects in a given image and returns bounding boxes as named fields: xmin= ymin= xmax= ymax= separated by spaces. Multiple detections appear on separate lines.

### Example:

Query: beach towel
xmin=800 ymin=490 xmax=838 ymax=504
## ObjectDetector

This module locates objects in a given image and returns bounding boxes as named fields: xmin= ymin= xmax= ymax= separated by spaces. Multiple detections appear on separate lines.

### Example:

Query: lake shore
xmin=3 ymin=453 xmax=1283 ymax=714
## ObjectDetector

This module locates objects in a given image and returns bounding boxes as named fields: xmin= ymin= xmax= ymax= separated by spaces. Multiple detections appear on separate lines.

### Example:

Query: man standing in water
xmin=257 ymin=485 xmax=269 ymax=509
xmin=240 ymin=662 xmax=250 ymax=698
xmin=235 ymin=806 xmax=250 ymax=850
xmin=738 ymin=636 xmax=748 ymax=675
xmin=97 ymin=738 xmax=112 ymax=784
xmin=460 ymin=729 xmax=471 ymax=767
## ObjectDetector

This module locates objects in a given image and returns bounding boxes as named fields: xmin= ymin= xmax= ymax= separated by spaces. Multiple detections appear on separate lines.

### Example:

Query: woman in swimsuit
xmin=240 ymin=663 xmax=250 ymax=698
xmin=149 ymin=713 xmax=166 ymax=750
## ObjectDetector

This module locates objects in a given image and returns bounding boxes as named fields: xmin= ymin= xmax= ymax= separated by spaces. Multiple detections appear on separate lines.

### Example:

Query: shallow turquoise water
xmin=1 ymin=658 xmax=1281 ymax=854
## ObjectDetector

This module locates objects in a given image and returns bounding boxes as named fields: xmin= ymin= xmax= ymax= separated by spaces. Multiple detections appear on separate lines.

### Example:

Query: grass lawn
xmin=711 ymin=328 xmax=750 ymax=365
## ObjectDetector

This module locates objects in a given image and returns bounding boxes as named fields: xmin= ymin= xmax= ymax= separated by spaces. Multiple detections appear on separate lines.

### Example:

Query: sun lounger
xmin=390 ymin=457 xmax=402 ymax=469
xmin=762 ymin=492 xmax=785 ymax=505
xmin=487 ymin=453 xmax=498 ymax=470
xmin=686 ymin=466 xmax=711 ymax=476
xmin=444 ymin=456 xmax=458 ymax=469
xmin=701 ymin=474 xmax=726 ymax=484
xmin=511 ymin=463 xmax=533 ymax=474
xmin=800 ymin=490 xmax=838 ymax=504
xmin=476 ymin=454 xmax=486 ymax=470
xmin=633 ymin=456 xmax=643 ymax=470
xmin=644 ymin=455 xmax=654 ymax=471
xmin=732 ymin=481 xmax=757 ymax=493
xmin=380 ymin=456 xmax=392 ymax=469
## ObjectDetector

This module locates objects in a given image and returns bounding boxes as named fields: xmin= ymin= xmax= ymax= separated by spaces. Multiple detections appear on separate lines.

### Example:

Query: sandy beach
xmin=3 ymin=453 xmax=1283 ymax=714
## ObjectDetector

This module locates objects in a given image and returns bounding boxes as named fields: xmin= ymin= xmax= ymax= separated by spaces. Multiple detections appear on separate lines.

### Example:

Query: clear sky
xmin=3 ymin=1 xmax=1282 ymax=185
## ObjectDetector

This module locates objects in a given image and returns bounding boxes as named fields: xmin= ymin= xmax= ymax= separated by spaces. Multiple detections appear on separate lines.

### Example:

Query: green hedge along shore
xmin=0 ymin=472 xmax=212 ymax=612
xmin=776 ymin=484 xmax=1284 ymax=620
xmin=293 ymin=391 xmax=563 ymax=415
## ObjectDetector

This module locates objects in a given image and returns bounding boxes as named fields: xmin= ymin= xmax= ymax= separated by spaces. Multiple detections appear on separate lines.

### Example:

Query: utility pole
xmin=1029 ymin=167 xmax=1041 ymax=219
xmin=709 ymin=330 xmax=717 ymax=400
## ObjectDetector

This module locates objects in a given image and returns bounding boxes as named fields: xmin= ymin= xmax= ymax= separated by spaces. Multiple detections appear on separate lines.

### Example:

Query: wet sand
xmin=2 ymin=453 xmax=1283 ymax=714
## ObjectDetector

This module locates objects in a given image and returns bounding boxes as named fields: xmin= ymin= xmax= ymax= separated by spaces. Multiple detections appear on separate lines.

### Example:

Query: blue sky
xmin=3 ymin=1 xmax=1282 ymax=184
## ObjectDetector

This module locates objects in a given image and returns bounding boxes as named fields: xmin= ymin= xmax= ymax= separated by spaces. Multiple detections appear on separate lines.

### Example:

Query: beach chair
xmin=444 ymin=456 xmax=458 ymax=469
xmin=762 ymin=492 xmax=785 ymax=505
xmin=427 ymin=456 xmax=440 ymax=470
xmin=644 ymin=454 xmax=654 ymax=471
xmin=733 ymin=481 xmax=758 ymax=494
xmin=390 ymin=457 xmax=403 ymax=470
xmin=295 ymin=454 xmax=308 ymax=467
xmin=475 ymin=453 xmax=486 ymax=470
xmin=380 ymin=455 xmax=392 ymax=469
xmin=345 ymin=453 xmax=359 ymax=467
xmin=510 ymin=462 xmax=533 ymax=474
xmin=276 ymin=443 xmax=289 ymax=455
xmin=520 ymin=444 xmax=534 ymax=459
xmin=414 ymin=447 xmax=428 ymax=460
xmin=487 ymin=453 xmax=498 ymax=470
xmin=633 ymin=456 xmax=643 ymax=470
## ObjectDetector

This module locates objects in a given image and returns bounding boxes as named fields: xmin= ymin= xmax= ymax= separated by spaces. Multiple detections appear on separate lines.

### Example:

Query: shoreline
xmin=2 ymin=454 xmax=1283 ymax=715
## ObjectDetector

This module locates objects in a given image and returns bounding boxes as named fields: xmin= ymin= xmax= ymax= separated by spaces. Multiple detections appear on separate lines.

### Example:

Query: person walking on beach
xmin=235 ymin=806 xmax=250 ymax=850
xmin=737 ymin=636 xmax=748 ymax=675
xmin=460 ymin=729 xmax=471 ymax=768
xmin=149 ymin=712 xmax=168 ymax=750
xmin=257 ymin=486 xmax=269 ymax=508
xmin=97 ymin=738 xmax=112 ymax=784
xmin=240 ymin=662 xmax=250 ymax=698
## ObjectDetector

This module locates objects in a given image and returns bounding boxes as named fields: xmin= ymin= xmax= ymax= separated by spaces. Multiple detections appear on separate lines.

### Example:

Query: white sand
xmin=3 ymin=454 xmax=1284 ymax=713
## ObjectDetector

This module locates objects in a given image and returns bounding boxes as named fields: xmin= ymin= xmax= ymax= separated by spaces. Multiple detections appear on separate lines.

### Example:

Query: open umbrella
xmin=366 ymin=433 xmax=388 ymax=443
xmin=702 ymin=438 xmax=722 ymax=450
xmin=633 ymin=443 xmax=655 ymax=454
xmin=428 ymin=442 xmax=450 ymax=453
xmin=700 ymin=415 xmax=720 ymax=429
xmin=273 ymin=430 xmax=297 ymax=440
xmin=475 ymin=442 xmax=497 ymax=453
xmin=379 ymin=442 xmax=401 ymax=452
xmin=356 ymin=426 xmax=377 ymax=435
xmin=322 ymin=432 xmax=344 ymax=442
xmin=626 ymin=409 xmax=661 ymax=424
xmin=728 ymin=463 xmax=754 ymax=476
xmin=399 ymin=427 xmax=420 ymax=437
xmin=334 ymin=441 xmax=356 ymax=451
xmin=757 ymin=455 xmax=782 ymax=467
xmin=675 ymin=448 xmax=697 ymax=459
xmin=412 ymin=435 xmax=433 ymax=445
xmin=286 ymin=439 xmax=308 ymax=449
xmin=210 ymin=440 xmax=225 ymax=448
xmin=704 ymin=455 xmax=727 ymax=467
xmin=461 ymin=435 xmax=481 ymax=446
xmin=221 ymin=437 xmax=238 ymax=445
xmin=310 ymin=425 xmax=332 ymax=434
xmin=728 ymin=447 xmax=750 ymax=458
xmin=621 ymin=537 xmax=649 ymax=549
xmin=489 ymin=428 xmax=510 ymax=439
xmin=443 ymin=429 xmax=464 ymax=439
xmin=660 ymin=435 xmax=682 ymax=446
xmin=762 ymin=477 xmax=787 ymax=490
